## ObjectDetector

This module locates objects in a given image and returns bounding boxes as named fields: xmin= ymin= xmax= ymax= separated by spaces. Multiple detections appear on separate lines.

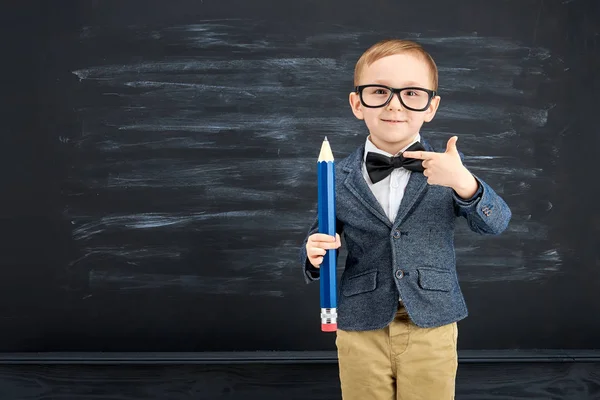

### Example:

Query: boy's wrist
xmin=452 ymin=169 xmax=479 ymax=199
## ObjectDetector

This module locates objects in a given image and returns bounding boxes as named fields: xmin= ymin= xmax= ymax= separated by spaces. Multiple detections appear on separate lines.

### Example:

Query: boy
xmin=300 ymin=39 xmax=511 ymax=399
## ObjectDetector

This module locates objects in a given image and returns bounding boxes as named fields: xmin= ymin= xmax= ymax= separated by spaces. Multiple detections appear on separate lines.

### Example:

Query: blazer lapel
xmin=392 ymin=138 xmax=435 ymax=227
xmin=342 ymin=145 xmax=392 ymax=228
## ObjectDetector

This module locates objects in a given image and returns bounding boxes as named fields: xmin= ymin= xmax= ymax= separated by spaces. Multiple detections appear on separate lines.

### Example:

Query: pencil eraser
xmin=321 ymin=323 xmax=337 ymax=332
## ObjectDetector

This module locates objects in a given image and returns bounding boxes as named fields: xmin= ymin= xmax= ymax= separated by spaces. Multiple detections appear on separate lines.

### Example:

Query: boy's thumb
xmin=445 ymin=136 xmax=459 ymax=153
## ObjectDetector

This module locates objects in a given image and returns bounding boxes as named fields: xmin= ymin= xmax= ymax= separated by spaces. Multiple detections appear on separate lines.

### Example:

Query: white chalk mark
xmin=66 ymin=23 xmax=564 ymax=288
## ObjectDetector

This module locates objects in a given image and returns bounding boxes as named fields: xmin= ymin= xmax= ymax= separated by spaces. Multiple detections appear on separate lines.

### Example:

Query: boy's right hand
xmin=306 ymin=233 xmax=341 ymax=268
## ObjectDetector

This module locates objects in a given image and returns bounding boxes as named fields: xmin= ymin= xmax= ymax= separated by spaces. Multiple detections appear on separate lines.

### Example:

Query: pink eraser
xmin=321 ymin=323 xmax=337 ymax=332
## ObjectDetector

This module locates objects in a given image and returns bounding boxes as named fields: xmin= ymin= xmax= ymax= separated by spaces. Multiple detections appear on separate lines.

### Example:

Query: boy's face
xmin=349 ymin=53 xmax=440 ymax=154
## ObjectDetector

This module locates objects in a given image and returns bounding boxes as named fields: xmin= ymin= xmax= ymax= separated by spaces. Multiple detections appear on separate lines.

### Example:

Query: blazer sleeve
xmin=452 ymin=175 xmax=511 ymax=235
xmin=299 ymin=216 xmax=344 ymax=283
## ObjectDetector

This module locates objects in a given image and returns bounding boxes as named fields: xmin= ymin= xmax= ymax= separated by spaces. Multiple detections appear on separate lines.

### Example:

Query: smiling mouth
xmin=382 ymin=119 xmax=406 ymax=123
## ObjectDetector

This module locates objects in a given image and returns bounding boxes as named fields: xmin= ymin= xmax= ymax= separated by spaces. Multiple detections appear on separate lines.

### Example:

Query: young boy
xmin=300 ymin=39 xmax=511 ymax=399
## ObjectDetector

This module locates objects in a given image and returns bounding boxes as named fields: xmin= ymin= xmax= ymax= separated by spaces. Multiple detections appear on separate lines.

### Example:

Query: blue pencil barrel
xmin=318 ymin=159 xmax=337 ymax=331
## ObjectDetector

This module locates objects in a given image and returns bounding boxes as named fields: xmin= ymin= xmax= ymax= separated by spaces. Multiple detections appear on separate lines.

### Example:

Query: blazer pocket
xmin=417 ymin=268 xmax=452 ymax=292
xmin=342 ymin=269 xmax=378 ymax=297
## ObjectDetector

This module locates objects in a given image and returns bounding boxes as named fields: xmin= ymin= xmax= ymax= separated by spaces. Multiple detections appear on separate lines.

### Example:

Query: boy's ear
xmin=349 ymin=91 xmax=364 ymax=120
xmin=423 ymin=95 xmax=441 ymax=123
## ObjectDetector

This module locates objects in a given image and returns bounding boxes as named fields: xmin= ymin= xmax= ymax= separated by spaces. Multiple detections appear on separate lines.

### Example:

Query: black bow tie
xmin=365 ymin=142 xmax=425 ymax=184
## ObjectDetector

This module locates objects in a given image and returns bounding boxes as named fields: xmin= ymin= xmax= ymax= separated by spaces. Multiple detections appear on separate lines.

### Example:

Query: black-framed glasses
xmin=355 ymin=85 xmax=436 ymax=111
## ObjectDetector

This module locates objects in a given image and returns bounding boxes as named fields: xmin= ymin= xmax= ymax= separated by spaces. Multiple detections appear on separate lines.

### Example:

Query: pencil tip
xmin=318 ymin=136 xmax=334 ymax=161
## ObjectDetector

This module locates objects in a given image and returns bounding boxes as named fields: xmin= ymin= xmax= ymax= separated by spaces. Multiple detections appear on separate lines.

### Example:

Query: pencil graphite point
xmin=318 ymin=137 xmax=334 ymax=162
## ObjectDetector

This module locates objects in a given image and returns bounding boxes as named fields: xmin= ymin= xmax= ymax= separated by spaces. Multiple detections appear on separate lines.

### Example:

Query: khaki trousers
xmin=335 ymin=305 xmax=458 ymax=400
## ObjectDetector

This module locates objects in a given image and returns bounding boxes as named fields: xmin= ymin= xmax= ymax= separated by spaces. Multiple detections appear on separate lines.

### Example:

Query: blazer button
xmin=395 ymin=269 xmax=405 ymax=279
xmin=392 ymin=230 xmax=401 ymax=239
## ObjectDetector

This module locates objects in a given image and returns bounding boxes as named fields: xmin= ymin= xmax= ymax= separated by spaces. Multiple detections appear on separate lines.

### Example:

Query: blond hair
xmin=353 ymin=39 xmax=438 ymax=90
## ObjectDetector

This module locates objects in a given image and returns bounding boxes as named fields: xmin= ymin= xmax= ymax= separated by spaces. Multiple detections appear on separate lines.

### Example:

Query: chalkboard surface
xmin=0 ymin=0 xmax=598 ymax=352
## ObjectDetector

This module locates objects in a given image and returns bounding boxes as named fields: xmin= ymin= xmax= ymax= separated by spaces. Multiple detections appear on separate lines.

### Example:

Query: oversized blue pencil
xmin=317 ymin=137 xmax=337 ymax=332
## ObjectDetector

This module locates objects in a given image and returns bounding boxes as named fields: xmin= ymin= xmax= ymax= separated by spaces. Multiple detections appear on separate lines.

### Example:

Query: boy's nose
xmin=386 ymin=92 xmax=404 ymax=110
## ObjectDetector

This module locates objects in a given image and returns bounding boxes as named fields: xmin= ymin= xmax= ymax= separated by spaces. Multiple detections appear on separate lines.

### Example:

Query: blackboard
xmin=1 ymin=0 xmax=598 ymax=353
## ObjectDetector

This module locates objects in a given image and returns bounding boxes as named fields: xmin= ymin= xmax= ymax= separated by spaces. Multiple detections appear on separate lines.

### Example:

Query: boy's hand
xmin=402 ymin=136 xmax=479 ymax=199
xmin=306 ymin=233 xmax=341 ymax=268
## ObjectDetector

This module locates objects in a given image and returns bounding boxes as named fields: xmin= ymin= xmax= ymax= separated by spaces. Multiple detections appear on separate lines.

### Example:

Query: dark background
xmin=1 ymin=0 xmax=598 ymax=356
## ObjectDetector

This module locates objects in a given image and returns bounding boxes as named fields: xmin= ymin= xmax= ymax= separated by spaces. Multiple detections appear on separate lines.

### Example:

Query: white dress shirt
xmin=362 ymin=134 xmax=421 ymax=223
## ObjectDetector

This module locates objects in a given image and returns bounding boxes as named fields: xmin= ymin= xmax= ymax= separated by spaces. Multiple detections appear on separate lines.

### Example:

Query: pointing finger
xmin=403 ymin=150 xmax=437 ymax=160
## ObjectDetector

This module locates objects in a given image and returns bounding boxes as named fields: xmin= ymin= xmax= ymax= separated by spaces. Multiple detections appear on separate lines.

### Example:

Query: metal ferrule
xmin=320 ymin=307 xmax=338 ymax=324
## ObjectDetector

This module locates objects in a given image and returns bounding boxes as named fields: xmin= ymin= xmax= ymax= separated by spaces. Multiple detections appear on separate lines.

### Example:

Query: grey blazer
xmin=300 ymin=137 xmax=511 ymax=330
